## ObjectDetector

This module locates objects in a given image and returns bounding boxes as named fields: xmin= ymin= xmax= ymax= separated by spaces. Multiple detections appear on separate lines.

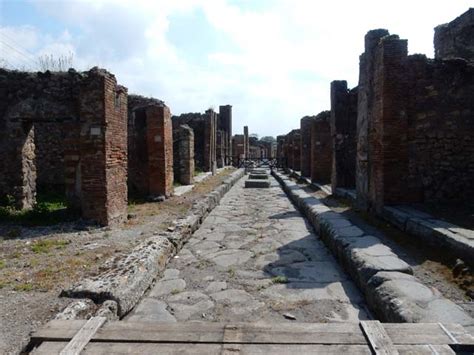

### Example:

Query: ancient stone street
xmin=127 ymin=174 xmax=369 ymax=323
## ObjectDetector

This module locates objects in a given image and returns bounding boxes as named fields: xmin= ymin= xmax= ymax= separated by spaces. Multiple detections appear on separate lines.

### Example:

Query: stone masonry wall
xmin=311 ymin=111 xmax=332 ymax=184
xmin=434 ymin=8 xmax=474 ymax=61
xmin=173 ymin=124 xmax=194 ymax=185
xmin=300 ymin=116 xmax=315 ymax=178
xmin=330 ymin=81 xmax=358 ymax=191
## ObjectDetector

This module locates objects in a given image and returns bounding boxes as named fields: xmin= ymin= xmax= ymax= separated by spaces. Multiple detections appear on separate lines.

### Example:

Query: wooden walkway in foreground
xmin=28 ymin=317 xmax=474 ymax=354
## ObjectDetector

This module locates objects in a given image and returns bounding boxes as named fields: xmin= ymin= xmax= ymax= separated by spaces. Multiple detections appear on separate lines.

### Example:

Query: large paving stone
xmin=245 ymin=179 xmax=271 ymax=188
xmin=269 ymin=261 xmax=349 ymax=283
xmin=207 ymin=249 xmax=253 ymax=268
xmin=149 ymin=279 xmax=186 ymax=298
xmin=127 ymin=298 xmax=176 ymax=323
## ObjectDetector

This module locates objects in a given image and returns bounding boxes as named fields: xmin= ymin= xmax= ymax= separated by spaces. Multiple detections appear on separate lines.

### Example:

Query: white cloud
xmin=1 ymin=0 xmax=472 ymax=136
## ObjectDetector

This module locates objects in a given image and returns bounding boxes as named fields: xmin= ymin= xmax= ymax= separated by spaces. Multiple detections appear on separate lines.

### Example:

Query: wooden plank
xmin=360 ymin=321 xmax=399 ymax=355
xmin=221 ymin=324 xmax=243 ymax=354
xmin=32 ymin=342 xmax=373 ymax=355
xmin=32 ymin=321 xmax=367 ymax=345
xmin=30 ymin=320 xmax=473 ymax=347
xmin=383 ymin=323 xmax=464 ymax=345
xmin=59 ymin=317 xmax=106 ymax=355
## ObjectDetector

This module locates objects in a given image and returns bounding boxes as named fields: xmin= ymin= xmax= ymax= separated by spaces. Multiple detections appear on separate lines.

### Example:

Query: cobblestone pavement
xmin=127 ymin=174 xmax=369 ymax=323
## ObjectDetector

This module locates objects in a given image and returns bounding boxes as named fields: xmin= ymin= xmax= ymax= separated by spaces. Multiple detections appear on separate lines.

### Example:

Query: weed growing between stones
xmin=271 ymin=276 xmax=288 ymax=284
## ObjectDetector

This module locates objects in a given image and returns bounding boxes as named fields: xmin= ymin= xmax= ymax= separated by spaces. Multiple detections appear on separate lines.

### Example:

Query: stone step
xmin=249 ymin=174 xmax=269 ymax=180
xmin=245 ymin=179 xmax=271 ymax=188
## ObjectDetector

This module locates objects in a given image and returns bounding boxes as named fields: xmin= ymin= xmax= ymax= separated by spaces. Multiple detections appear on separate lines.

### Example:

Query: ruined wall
xmin=311 ymin=111 xmax=332 ymax=184
xmin=128 ymin=95 xmax=173 ymax=198
xmin=300 ymin=116 xmax=315 ymax=177
xmin=0 ymin=68 xmax=128 ymax=225
xmin=232 ymin=134 xmax=246 ymax=160
xmin=330 ymin=81 xmax=358 ymax=191
xmin=276 ymin=135 xmax=287 ymax=167
xmin=434 ymin=8 xmax=474 ymax=61
xmin=173 ymin=113 xmax=206 ymax=172
xmin=357 ymin=13 xmax=474 ymax=212
xmin=286 ymin=129 xmax=301 ymax=171
xmin=173 ymin=124 xmax=194 ymax=185
xmin=35 ymin=123 xmax=65 ymax=189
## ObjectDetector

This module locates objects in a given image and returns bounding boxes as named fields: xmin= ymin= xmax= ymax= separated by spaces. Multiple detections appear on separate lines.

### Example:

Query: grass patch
xmin=171 ymin=288 xmax=181 ymax=295
xmin=0 ymin=190 xmax=77 ymax=227
xmin=0 ymin=260 xmax=5 ymax=269
xmin=227 ymin=267 xmax=236 ymax=278
xmin=31 ymin=239 xmax=70 ymax=254
xmin=13 ymin=283 xmax=33 ymax=292
xmin=271 ymin=276 xmax=288 ymax=284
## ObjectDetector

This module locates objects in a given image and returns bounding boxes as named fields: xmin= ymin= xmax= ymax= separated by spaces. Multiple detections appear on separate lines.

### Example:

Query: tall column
xmin=243 ymin=126 xmax=249 ymax=159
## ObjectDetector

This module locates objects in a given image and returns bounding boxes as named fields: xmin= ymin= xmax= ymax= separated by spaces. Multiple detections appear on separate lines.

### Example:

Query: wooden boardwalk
xmin=27 ymin=318 xmax=474 ymax=354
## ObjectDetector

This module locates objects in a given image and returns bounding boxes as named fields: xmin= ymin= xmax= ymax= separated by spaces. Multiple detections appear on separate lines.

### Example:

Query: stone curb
xmin=382 ymin=206 xmax=474 ymax=267
xmin=272 ymin=170 xmax=473 ymax=329
xmin=60 ymin=168 xmax=245 ymax=319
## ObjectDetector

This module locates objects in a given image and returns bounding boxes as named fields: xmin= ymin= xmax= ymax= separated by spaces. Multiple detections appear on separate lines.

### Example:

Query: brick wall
xmin=311 ymin=111 xmax=332 ymax=184
xmin=330 ymin=81 xmax=358 ymax=191
xmin=232 ymin=134 xmax=246 ymax=160
xmin=300 ymin=116 xmax=315 ymax=177
xmin=173 ymin=124 xmax=194 ymax=185
xmin=0 ymin=68 xmax=128 ymax=225
xmin=358 ymin=16 xmax=474 ymax=212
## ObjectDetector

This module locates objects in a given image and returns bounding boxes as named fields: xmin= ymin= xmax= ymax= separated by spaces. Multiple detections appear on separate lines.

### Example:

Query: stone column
xmin=244 ymin=126 xmax=249 ymax=159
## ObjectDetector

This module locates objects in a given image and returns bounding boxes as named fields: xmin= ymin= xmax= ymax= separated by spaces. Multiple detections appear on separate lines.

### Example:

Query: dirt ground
xmin=298 ymin=181 xmax=473 ymax=317
xmin=0 ymin=168 xmax=235 ymax=355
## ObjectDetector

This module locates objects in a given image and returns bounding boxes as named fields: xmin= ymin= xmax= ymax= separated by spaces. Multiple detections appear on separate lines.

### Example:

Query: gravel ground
xmin=0 ymin=168 xmax=235 ymax=355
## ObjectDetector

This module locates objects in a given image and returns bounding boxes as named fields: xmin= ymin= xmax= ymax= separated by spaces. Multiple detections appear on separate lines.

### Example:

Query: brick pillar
xmin=147 ymin=104 xmax=174 ymax=198
xmin=244 ymin=126 xmax=249 ymax=159
xmin=204 ymin=109 xmax=217 ymax=174
xmin=356 ymin=29 xmax=390 ymax=211
xmin=311 ymin=112 xmax=332 ymax=184
xmin=216 ymin=130 xmax=225 ymax=168
xmin=292 ymin=130 xmax=301 ymax=172
xmin=300 ymin=117 xmax=313 ymax=177
xmin=174 ymin=124 xmax=194 ymax=185
xmin=79 ymin=70 xmax=128 ymax=225
xmin=369 ymin=35 xmax=410 ymax=212
xmin=330 ymin=81 xmax=357 ymax=191
xmin=219 ymin=105 xmax=232 ymax=162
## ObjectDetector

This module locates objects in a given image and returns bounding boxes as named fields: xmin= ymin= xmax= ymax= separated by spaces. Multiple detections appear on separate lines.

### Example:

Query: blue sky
xmin=0 ymin=0 xmax=472 ymax=136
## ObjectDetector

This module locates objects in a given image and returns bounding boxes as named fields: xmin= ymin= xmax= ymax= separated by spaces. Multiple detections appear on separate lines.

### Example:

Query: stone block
xmin=245 ymin=179 xmax=270 ymax=188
